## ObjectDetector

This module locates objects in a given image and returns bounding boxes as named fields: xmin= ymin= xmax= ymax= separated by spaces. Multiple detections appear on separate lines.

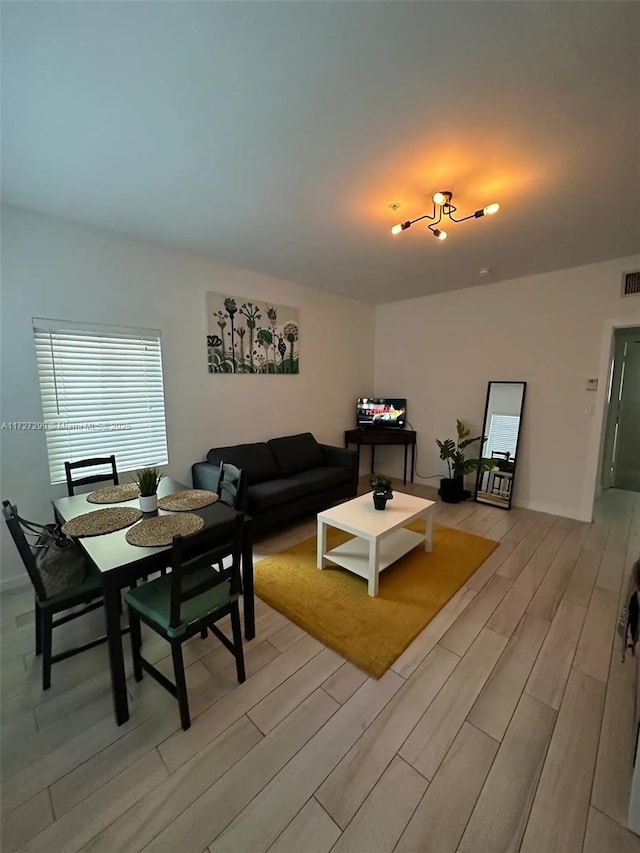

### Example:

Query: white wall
xmin=375 ymin=256 xmax=640 ymax=520
xmin=0 ymin=205 xmax=375 ymax=586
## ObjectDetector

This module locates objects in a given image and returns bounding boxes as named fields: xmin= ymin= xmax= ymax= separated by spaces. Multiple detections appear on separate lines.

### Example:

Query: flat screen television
xmin=356 ymin=398 xmax=407 ymax=429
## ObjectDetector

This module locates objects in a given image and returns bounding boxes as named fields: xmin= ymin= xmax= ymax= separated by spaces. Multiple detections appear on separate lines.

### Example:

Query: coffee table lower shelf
xmin=323 ymin=528 xmax=425 ymax=579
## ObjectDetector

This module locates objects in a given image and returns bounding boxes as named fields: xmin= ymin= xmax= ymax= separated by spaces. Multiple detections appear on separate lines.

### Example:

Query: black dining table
xmin=53 ymin=477 xmax=255 ymax=726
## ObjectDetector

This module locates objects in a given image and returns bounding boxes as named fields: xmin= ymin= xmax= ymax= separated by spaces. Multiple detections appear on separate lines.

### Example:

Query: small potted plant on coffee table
xmin=134 ymin=467 xmax=164 ymax=513
xmin=371 ymin=473 xmax=394 ymax=511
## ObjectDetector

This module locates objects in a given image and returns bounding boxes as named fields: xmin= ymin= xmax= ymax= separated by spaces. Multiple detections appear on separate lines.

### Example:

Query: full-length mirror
xmin=475 ymin=381 xmax=526 ymax=510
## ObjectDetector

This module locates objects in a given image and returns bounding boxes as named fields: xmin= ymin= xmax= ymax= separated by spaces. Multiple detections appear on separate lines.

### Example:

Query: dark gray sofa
xmin=192 ymin=432 xmax=358 ymax=536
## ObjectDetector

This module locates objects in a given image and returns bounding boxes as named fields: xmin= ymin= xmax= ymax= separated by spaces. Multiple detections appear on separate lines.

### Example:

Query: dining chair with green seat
xmin=200 ymin=461 xmax=248 ymax=640
xmin=218 ymin=462 xmax=248 ymax=513
xmin=65 ymin=455 xmax=119 ymax=497
xmin=125 ymin=514 xmax=246 ymax=730
xmin=2 ymin=500 xmax=108 ymax=690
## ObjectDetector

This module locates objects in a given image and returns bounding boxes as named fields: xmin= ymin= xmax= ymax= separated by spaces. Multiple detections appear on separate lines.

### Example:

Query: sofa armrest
xmin=192 ymin=461 xmax=221 ymax=493
xmin=320 ymin=444 xmax=358 ymax=483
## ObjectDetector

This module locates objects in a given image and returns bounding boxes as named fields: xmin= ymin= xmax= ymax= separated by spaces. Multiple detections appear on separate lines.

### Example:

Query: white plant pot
xmin=139 ymin=494 xmax=158 ymax=513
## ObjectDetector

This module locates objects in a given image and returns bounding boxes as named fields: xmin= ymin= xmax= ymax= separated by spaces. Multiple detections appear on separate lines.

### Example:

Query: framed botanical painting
xmin=206 ymin=293 xmax=299 ymax=374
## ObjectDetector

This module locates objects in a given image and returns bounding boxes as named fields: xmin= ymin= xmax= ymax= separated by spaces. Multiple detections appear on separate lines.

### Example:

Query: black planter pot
xmin=373 ymin=492 xmax=390 ymax=510
xmin=439 ymin=476 xmax=464 ymax=504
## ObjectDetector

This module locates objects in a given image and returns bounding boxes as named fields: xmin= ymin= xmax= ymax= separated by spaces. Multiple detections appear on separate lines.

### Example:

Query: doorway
xmin=601 ymin=326 xmax=640 ymax=492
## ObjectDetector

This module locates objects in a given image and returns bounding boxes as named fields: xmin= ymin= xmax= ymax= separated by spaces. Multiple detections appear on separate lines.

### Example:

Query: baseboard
xmin=512 ymin=497 xmax=591 ymax=523
xmin=0 ymin=575 xmax=30 ymax=594
xmin=356 ymin=474 xmax=592 ymax=523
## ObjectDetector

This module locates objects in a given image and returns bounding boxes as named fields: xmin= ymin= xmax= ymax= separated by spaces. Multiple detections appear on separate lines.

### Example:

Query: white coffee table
xmin=317 ymin=491 xmax=435 ymax=596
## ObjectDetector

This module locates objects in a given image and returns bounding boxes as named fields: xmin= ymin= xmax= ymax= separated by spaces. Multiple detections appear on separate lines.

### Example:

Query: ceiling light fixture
xmin=391 ymin=190 xmax=500 ymax=241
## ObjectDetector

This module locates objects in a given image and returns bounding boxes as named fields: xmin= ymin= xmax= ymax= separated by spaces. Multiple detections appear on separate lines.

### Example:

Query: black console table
xmin=344 ymin=428 xmax=416 ymax=485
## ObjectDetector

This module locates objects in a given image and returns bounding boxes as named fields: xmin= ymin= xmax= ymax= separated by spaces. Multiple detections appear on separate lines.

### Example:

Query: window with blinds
xmin=33 ymin=320 xmax=168 ymax=485
xmin=485 ymin=413 xmax=520 ymax=460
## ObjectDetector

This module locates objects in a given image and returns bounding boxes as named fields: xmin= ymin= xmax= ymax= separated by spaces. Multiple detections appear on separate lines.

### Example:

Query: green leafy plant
xmin=436 ymin=420 xmax=494 ymax=479
xmin=134 ymin=467 xmax=164 ymax=497
xmin=370 ymin=473 xmax=394 ymax=497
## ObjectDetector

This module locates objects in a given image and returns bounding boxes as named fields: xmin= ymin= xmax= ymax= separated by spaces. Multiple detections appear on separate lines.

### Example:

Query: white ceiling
xmin=3 ymin=1 xmax=639 ymax=304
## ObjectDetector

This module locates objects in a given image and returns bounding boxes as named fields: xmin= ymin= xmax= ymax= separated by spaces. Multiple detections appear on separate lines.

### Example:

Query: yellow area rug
xmin=254 ymin=521 xmax=498 ymax=678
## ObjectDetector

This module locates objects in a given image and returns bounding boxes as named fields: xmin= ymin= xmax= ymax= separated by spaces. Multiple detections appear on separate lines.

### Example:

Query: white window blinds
xmin=485 ymin=414 xmax=520 ymax=460
xmin=33 ymin=320 xmax=168 ymax=485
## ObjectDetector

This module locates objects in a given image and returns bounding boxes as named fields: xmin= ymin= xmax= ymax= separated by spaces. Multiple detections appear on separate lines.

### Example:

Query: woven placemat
xmin=157 ymin=489 xmax=219 ymax=512
xmin=87 ymin=484 xmax=140 ymax=504
xmin=125 ymin=513 xmax=204 ymax=547
xmin=62 ymin=507 xmax=143 ymax=538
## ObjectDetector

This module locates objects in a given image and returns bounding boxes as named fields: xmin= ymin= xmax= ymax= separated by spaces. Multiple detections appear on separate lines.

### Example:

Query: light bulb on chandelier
xmin=390 ymin=221 xmax=411 ymax=235
xmin=391 ymin=191 xmax=500 ymax=240
xmin=432 ymin=191 xmax=451 ymax=206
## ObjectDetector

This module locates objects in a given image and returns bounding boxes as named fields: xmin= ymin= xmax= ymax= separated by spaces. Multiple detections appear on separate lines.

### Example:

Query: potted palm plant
xmin=436 ymin=420 xmax=493 ymax=504
xmin=134 ymin=467 xmax=164 ymax=512
xmin=370 ymin=473 xmax=394 ymax=510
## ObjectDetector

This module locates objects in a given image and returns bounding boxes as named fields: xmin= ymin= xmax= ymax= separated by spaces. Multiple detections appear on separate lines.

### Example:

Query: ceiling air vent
xmin=622 ymin=270 xmax=640 ymax=297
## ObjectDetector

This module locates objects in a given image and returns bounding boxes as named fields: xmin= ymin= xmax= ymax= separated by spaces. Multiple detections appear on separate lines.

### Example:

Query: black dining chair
xmin=125 ymin=514 xmax=246 ymax=730
xmin=65 ymin=455 xmax=119 ymax=497
xmin=218 ymin=462 xmax=247 ymax=512
xmin=199 ymin=461 xmax=248 ymax=640
xmin=2 ymin=500 xmax=108 ymax=690
xmin=491 ymin=451 xmax=515 ymax=496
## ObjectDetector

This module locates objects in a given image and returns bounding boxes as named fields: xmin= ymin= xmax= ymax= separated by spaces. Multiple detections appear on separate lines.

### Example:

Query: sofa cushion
xmin=288 ymin=466 xmax=352 ymax=495
xmin=267 ymin=433 xmax=324 ymax=477
xmin=247 ymin=479 xmax=310 ymax=514
xmin=207 ymin=443 xmax=280 ymax=485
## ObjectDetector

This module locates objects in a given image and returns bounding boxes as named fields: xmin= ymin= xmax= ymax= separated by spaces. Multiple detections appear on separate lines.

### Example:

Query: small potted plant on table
xmin=134 ymin=467 xmax=164 ymax=513
xmin=436 ymin=420 xmax=493 ymax=504
xmin=370 ymin=473 xmax=394 ymax=511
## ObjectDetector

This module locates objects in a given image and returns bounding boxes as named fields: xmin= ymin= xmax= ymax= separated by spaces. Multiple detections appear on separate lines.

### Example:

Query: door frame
xmin=600 ymin=327 xmax=640 ymax=490
xmin=586 ymin=313 xmax=640 ymax=519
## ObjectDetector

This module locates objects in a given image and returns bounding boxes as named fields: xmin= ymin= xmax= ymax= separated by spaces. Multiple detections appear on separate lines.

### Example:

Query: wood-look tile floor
xmin=2 ymin=481 xmax=640 ymax=853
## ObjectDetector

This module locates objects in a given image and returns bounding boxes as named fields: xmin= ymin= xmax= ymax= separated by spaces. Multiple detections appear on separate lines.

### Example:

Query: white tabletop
xmin=318 ymin=491 xmax=434 ymax=539
xmin=53 ymin=478 xmax=238 ymax=574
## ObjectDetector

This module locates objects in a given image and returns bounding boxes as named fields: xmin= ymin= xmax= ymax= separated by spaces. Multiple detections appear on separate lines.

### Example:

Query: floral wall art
xmin=206 ymin=293 xmax=300 ymax=374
